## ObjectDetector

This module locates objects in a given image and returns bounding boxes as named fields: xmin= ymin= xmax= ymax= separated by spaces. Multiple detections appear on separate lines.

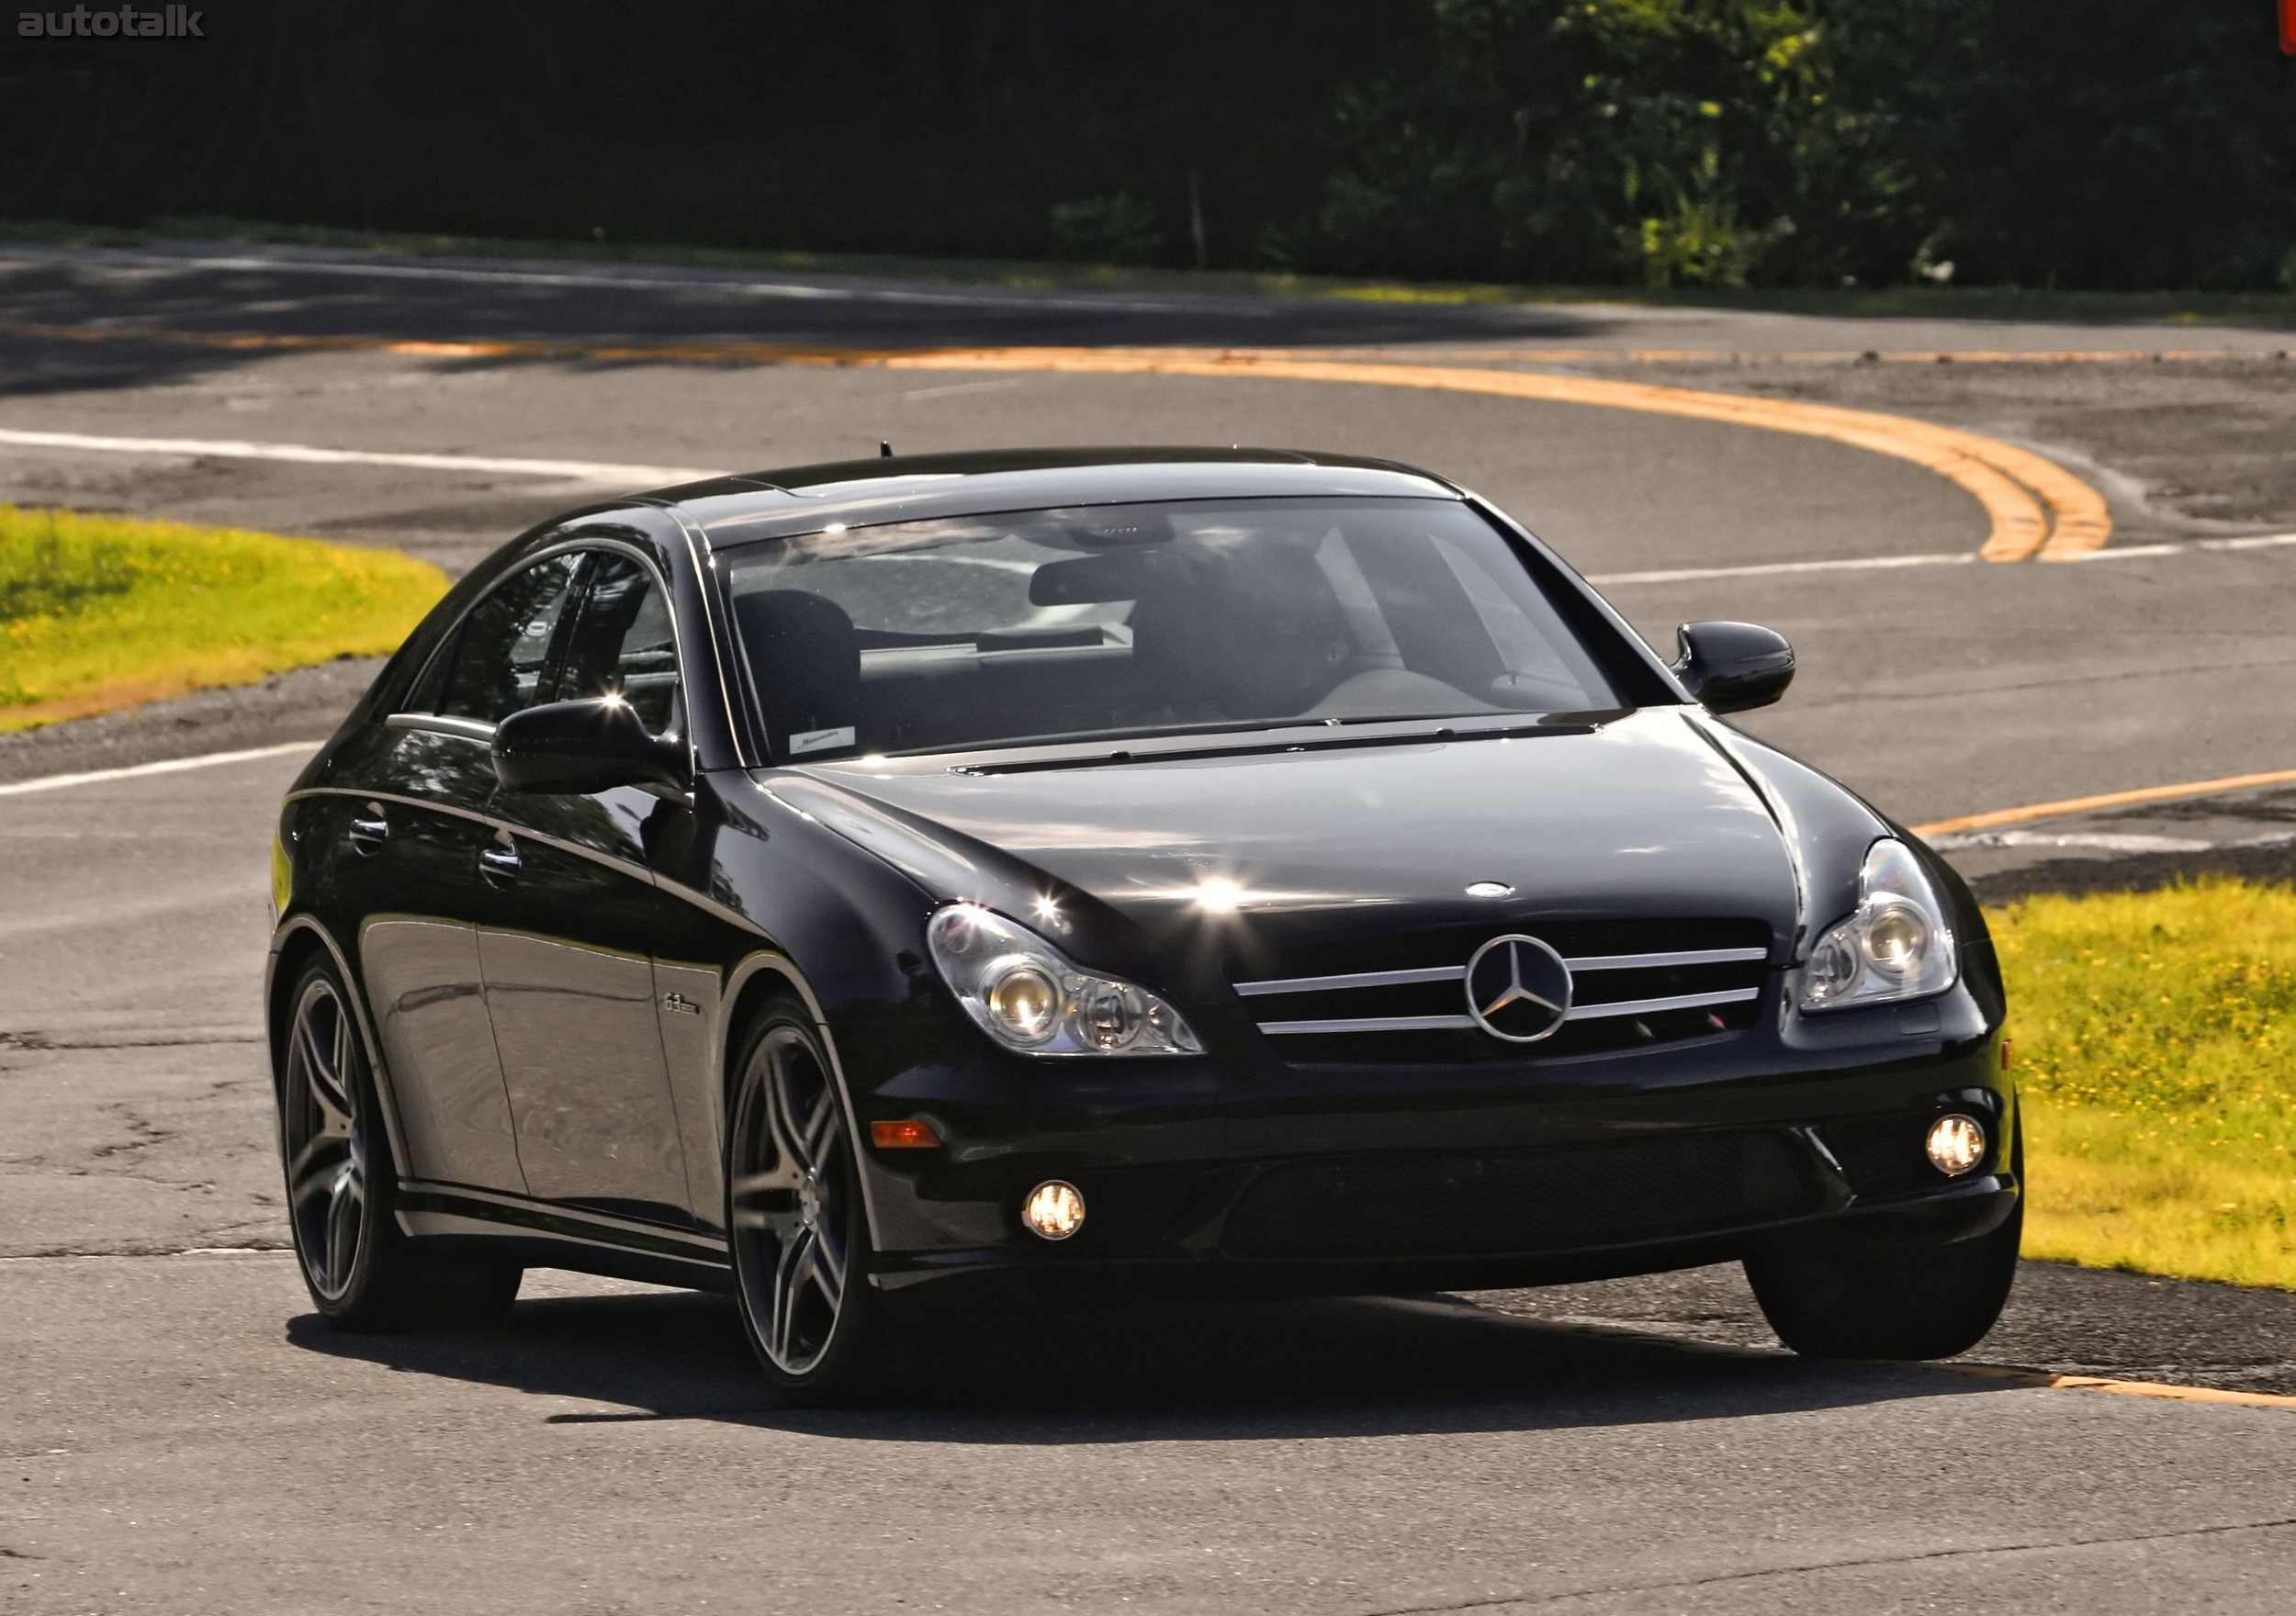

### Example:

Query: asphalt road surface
xmin=5 ymin=245 xmax=2296 ymax=1612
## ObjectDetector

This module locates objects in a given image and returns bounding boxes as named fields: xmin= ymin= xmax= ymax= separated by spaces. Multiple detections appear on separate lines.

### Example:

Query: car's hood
xmin=772 ymin=709 xmax=1807 ymax=976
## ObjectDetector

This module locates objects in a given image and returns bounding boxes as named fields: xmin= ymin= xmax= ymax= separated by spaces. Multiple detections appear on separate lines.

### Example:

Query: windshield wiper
xmin=942 ymin=715 xmax=1611 ymax=776
xmin=877 ymin=715 xmax=1341 ymax=759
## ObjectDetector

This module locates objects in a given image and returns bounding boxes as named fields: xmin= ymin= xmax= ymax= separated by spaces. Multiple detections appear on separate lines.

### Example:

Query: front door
xmin=479 ymin=547 xmax=696 ymax=1224
xmin=342 ymin=549 xmax=584 ymax=1194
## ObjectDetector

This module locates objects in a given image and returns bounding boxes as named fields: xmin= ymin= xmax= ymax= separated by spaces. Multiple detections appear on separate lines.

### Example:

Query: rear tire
xmin=276 ymin=958 xmax=522 ymax=1332
xmin=1745 ymin=1132 xmax=2022 ymax=1360
xmin=726 ymin=996 xmax=892 ymax=1405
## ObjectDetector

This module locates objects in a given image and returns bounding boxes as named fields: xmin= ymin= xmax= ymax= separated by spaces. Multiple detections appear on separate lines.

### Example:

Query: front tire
xmin=726 ymin=997 xmax=890 ymax=1404
xmin=276 ymin=959 xmax=522 ymax=1331
xmin=1744 ymin=1150 xmax=2022 ymax=1361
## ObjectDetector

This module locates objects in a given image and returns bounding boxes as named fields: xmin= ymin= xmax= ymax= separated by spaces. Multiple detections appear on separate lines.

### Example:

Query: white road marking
xmin=2199 ymin=532 xmax=2296 ymax=552
xmin=0 ymin=426 xmax=717 ymax=487
xmin=2062 ymin=533 xmax=2296 ymax=562
xmin=895 ymin=377 xmax=1031 ymax=401
xmin=2065 ymin=542 xmax=2186 ymax=560
xmin=1590 ymin=532 xmax=2296 ymax=587
xmin=0 ymin=740 xmax=321 ymax=798
xmin=1930 ymin=827 xmax=2296 ymax=853
xmin=1 ymin=246 xmax=1261 ymax=316
xmin=1587 ymin=551 xmax=1975 ymax=586
xmin=1928 ymin=829 xmax=2216 ymax=853
xmin=0 ymin=1247 xmax=288 ymax=1262
xmin=6 ymin=421 xmax=2290 ymax=585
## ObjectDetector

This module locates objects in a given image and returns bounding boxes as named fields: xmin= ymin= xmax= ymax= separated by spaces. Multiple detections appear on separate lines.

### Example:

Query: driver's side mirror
xmin=1672 ymin=621 xmax=1795 ymax=714
xmin=492 ymin=697 xmax=690 ymax=795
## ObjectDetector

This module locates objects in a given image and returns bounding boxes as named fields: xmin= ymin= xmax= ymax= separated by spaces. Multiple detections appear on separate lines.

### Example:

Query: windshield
xmin=722 ymin=497 xmax=1626 ymax=760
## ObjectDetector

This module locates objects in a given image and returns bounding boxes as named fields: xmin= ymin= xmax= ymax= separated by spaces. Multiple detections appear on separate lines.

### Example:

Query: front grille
xmin=1234 ymin=919 xmax=1773 ymax=1064
xmin=1222 ymin=1131 xmax=1818 ymax=1260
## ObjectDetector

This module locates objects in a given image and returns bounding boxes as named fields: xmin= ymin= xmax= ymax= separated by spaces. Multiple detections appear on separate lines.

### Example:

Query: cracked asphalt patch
xmin=0 ymin=1039 xmax=281 ymax=1258
xmin=0 ymin=746 xmax=294 ymax=1261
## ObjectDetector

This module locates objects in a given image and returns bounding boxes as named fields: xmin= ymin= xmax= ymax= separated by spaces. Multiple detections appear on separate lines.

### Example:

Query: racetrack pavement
xmin=4 ymin=247 xmax=2295 ymax=1610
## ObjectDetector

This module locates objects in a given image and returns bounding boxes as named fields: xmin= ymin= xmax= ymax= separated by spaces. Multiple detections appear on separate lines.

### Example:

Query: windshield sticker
xmin=790 ymin=726 xmax=857 ymax=756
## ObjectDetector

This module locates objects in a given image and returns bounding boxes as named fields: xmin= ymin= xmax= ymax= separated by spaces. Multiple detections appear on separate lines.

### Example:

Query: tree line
xmin=3 ymin=0 xmax=2290 ymax=290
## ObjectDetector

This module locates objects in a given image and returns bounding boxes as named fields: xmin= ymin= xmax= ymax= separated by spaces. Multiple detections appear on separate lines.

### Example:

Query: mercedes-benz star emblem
xmin=1464 ymin=934 xmax=1573 ymax=1043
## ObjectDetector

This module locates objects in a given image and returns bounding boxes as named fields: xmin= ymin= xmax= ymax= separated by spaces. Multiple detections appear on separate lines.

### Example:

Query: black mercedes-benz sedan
xmin=266 ymin=446 xmax=2018 ymax=1399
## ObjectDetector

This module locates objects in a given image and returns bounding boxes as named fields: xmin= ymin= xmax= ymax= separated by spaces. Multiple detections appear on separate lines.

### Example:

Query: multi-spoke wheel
xmin=275 ymin=958 xmax=521 ymax=1331
xmin=282 ymin=971 xmax=368 ymax=1303
xmin=726 ymin=998 xmax=888 ymax=1401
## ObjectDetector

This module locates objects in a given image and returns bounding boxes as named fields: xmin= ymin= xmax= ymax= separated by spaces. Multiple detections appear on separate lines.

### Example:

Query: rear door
xmin=478 ymin=545 xmax=696 ymax=1224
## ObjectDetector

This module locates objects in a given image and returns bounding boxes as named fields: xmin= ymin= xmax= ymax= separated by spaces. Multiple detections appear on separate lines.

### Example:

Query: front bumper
xmin=838 ymin=983 xmax=2015 ymax=1299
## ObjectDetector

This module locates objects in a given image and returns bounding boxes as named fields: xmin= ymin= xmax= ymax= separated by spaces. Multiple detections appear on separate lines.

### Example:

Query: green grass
xmin=10 ymin=215 xmax=2296 ymax=331
xmin=1996 ymin=879 xmax=2296 ymax=1290
xmin=0 ymin=505 xmax=446 ymax=731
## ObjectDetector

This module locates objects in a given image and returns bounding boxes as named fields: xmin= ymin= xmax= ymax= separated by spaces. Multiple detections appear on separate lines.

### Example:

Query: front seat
xmin=1129 ymin=535 xmax=1356 ymax=721
xmin=731 ymin=589 xmax=864 ymax=759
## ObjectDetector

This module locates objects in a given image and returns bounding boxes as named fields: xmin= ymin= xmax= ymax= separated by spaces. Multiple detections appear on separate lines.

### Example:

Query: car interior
xmin=724 ymin=499 xmax=1624 ymax=759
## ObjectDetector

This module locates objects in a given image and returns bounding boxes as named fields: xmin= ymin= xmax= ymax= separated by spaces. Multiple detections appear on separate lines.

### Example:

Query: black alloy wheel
xmin=1744 ymin=1125 xmax=2024 ymax=1361
xmin=726 ymin=998 xmax=888 ymax=1401
xmin=276 ymin=958 xmax=521 ymax=1330
xmin=281 ymin=967 xmax=371 ymax=1306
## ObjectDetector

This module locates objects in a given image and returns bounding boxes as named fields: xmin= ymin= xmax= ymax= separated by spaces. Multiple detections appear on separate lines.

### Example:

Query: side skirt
xmin=398 ymin=1181 xmax=732 ymax=1292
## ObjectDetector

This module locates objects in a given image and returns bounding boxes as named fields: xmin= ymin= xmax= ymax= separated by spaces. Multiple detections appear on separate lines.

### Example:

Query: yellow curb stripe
xmin=0 ymin=322 xmax=2113 ymax=563
xmin=1538 ymin=1317 xmax=2296 ymax=1412
xmin=875 ymin=346 xmax=2088 ymax=564
xmin=1911 ymin=767 xmax=2296 ymax=837
xmin=1288 ymin=347 xmax=2290 ymax=366
xmin=1932 ymin=1363 xmax=2296 ymax=1410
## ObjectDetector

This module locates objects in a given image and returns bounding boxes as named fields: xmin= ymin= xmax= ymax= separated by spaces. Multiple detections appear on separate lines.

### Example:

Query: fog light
xmin=1926 ymin=1114 xmax=1987 ymax=1177
xmin=1021 ymin=1180 xmax=1086 ymax=1240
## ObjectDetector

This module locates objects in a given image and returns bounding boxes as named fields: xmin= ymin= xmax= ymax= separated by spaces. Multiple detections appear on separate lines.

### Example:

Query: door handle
xmin=478 ymin=840 xmax=522 ymax=884
xmin=348 ymin=804 xmax=389 ymax=854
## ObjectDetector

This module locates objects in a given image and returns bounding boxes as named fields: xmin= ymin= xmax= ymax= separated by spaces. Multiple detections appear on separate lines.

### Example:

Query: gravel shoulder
xmin=0 ymin=656 xmax=374 ymax=784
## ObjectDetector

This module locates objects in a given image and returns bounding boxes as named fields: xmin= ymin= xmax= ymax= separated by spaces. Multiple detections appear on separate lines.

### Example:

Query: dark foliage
xmin=1 ymin=0 xmax=2290 ymax=288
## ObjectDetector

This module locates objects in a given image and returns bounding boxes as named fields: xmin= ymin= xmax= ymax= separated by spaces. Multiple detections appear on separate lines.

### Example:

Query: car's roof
xmin=653 ymin=446 xmax=1466 ymax=546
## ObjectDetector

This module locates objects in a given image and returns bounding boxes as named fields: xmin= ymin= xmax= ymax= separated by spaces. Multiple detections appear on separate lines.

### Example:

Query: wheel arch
xmin=715 ymin=949 xmax=884 ymax=1247
xmin=267 ymin=915 xmax=417 ymax=1181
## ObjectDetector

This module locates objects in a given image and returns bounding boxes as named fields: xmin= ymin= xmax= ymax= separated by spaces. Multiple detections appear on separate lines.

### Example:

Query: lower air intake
xmin=1222 ymin=1131 xmax=1818 ymax=1260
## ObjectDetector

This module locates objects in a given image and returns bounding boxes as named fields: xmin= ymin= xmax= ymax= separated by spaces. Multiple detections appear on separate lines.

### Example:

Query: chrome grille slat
xmin=1239 ymin=945 xmax=1766 ymax=997
xmin=1563 ymin=986 xmax=1761 ymax=1022
xmin=1562 ymin=946 xmax=1769 ymax=972
xmin=1260 ymin=987 xmax=1760 ymax=1038
xmin=1234 ymin=965 xmax=1465 ymax=997
xmin=1238 ymin=926 xmax=1773 ymax=1055
xmin=1257 ymin=1014 xmax=1480 ymax=1036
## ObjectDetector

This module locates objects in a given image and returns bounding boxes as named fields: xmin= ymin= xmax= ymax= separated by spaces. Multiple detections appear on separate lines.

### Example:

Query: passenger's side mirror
xmin=492 ymin=697 xmax=690 ymax=795
xmin=1672 ymin=621 xmax=1795 ymax=714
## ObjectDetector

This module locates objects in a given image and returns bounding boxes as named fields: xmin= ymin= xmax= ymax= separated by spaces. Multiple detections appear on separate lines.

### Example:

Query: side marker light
xmin=871 ymin=1118 xmax=942 ymax=1150
xmin=1021 ymin=1180 xmax=1086 ymax=1240
xmin=1926 ymin=1114 xmax=1987 ymax=1177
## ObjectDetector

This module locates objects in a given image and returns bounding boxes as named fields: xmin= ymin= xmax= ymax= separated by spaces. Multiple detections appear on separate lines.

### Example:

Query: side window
xmin=434 ymin=554 xmax=583 ymax=724
xmin=557 ymin=553 xmax=681 ymax=735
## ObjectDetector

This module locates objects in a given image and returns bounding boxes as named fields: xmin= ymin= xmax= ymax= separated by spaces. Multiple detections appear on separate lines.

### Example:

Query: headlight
xmin=927 ymin=903 xmax=1204 ymax=1057
xmin=1797 ymin=839 xmax=1958 ymax=1012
